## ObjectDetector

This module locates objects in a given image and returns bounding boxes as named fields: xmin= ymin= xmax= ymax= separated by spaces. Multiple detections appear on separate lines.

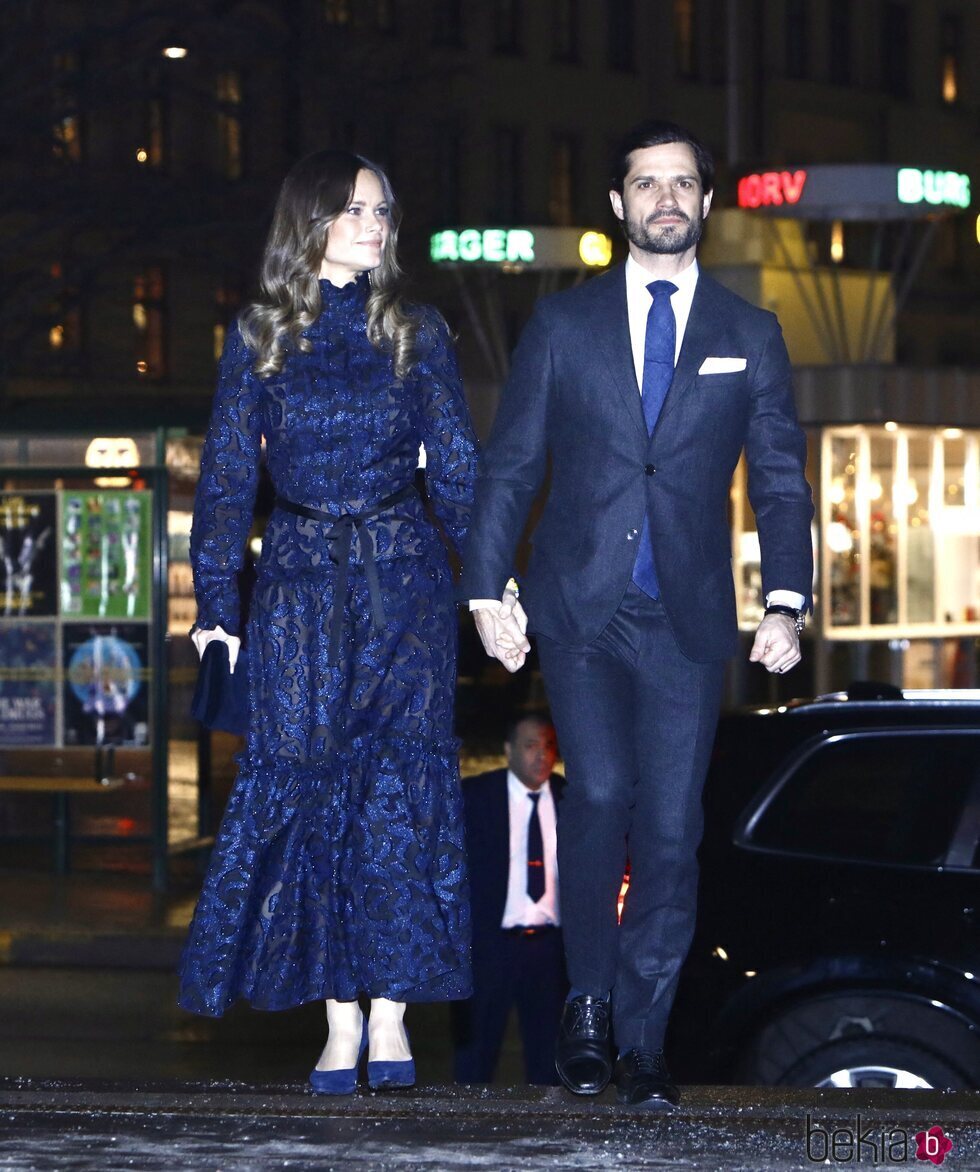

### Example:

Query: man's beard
xmin=624 ymin=207 xmax=704 ymax=255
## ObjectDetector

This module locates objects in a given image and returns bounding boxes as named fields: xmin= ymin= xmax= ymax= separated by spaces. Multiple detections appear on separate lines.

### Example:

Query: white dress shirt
xmin=500 ymin=771 xmax=560 ymax=928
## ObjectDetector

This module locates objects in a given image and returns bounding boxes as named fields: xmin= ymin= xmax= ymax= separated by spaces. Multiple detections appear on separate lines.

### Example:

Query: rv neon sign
xmin=737 ymin=170 xmax=808 ymax=208
xmin=897 ymin=169 xmax=970 ymax=209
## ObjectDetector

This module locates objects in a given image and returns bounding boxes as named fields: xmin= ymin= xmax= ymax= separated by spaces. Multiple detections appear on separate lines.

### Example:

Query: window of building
xmin=607 ymin=0 xmax=634 ymax=71
xmin=52 ymin=52 xmax=82 ymax=162
xmin=47 ymin=263 xmax=84 ymax=372
xmin=133 ymin=267 xmax=166 ymax=378
xmin=493 ymin=0 xmax=523 ymax=54
xmin=747 ymin=732 xmax=978 ymax=869
xmin=784 ymin=0 xmax=808 ymax=79
xmin=881 ymin=1 xmax=909 ymax=97
xmin=940 ymin=12 xmax=961 ymax=104
xmin=324 ymin=0 xmax=352 ymax=25
xmin=435 ymin=125 xmax=462 ymax=224
xmin=137 ymin=96 xmax=167 ymax=168
xmin=491 ymin=126 xmax=524 ymax=221
xmin=216 ymin=71 xmax=244 ymax=180
xmin=828 ymin=0 xmax=852 ymax=85
xmin=213 ymin=280 xmax=244 ymax=362
xmin=548 ymin=133 xmax=578 ymax=226
xmin=432 ymin=0 xmax=463 ymax=45
xmin=376 ymin=0 xmax=396 ymax=33
xmin=551 ymin=0 xmax=579 ymax=63
xmin=673 ymin=0 xmax=698 ymax=80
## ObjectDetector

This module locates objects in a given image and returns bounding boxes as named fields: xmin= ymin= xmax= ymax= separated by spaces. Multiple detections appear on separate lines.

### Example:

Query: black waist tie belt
xmin=275 ymin=483 xmax=418 ymax=665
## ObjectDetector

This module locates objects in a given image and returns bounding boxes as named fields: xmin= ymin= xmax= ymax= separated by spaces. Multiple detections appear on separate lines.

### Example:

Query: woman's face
xmin=319 ymin=168 xmax=390 ymax=285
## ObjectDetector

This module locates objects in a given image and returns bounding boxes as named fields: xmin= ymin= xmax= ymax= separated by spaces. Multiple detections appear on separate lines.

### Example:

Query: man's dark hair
xmin=504 ymin=710 xmax=554 ymax=745
xmin=610 ymin=119 xmax=715 ymax=195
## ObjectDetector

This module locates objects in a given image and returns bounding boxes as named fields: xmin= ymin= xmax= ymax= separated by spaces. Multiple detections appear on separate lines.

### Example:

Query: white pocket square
xmin=698 ymin=357 xmax=747 ymax=374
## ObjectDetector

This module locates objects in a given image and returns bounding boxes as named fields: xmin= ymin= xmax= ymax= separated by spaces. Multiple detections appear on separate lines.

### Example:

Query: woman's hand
xmin=191 ymin=624 xmax=242 ymax=673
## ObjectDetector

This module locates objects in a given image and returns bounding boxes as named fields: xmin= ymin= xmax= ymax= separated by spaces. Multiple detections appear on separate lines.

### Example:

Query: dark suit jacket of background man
xmin=458 ymin=264 xmax=814 ymax=651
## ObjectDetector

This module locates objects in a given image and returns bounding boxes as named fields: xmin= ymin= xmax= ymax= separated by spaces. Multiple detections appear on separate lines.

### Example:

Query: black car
xmin=668 ymin=687 xmax=980 ymax=1090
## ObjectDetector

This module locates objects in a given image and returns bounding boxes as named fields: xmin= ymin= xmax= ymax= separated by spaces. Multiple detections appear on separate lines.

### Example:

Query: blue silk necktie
xmin=631 ymin=279 xmax=678 ymax=599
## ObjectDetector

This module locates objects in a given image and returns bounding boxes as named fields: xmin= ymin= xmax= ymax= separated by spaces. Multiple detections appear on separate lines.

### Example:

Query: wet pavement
xmin=2 ymin=1078 xmax=978 ymax=1171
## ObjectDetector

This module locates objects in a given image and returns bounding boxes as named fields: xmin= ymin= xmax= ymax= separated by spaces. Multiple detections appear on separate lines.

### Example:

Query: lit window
xmin=673 ymin=0 xmax=697 ymax=79
xmin=52 ymin=52 xmax=82 ymax=162
xmin=940 ymin=13 xmax=961 ymax=104
xmin=324 ymin=0 xmax=351 ymax=24
xmin=133 ymin=267 xmax=166 ymax=378
xmin=216 ymin=71 xmax=243 ymax=180
xmin=548 ymin=134 xmax=578 ymax=226
xmin=214 ymin=281 xmax=243 ymax=361
xmin=47 ymin=263 xmax=83 ymax=369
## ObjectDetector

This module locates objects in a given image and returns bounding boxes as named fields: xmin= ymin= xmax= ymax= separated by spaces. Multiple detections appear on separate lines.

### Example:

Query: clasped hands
xmin=190 ymin=624 xmax=242 ymax=673
xmin=472 ymin=588 xmax=531 ymax=673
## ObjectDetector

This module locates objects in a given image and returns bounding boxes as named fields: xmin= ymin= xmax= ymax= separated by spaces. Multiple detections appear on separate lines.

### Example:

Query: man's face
xmin=609 ymin=142 xmax=712 ymax=257
xmin=505 ymin=720 xmax=558 ymax=791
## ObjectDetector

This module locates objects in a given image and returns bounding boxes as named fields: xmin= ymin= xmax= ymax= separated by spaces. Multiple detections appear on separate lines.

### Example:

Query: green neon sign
xmin=430 ymin=228 xmax=536 ymax=264
xmin=897 ymin=168 xmax=971 ymax=209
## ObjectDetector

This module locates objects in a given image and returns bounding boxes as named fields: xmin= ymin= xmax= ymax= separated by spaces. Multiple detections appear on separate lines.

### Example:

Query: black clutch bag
xmin=190 ymin=640 xmax=249 ymax=735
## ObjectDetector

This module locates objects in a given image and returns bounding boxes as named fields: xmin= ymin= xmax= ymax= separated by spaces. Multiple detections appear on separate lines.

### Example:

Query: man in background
xmin=453 ymin=713 xmax=567 ymax=1085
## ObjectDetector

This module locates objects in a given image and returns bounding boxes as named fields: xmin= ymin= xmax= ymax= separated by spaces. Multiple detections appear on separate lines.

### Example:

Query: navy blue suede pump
xmin=367 ymin=1030 xmax=415 ymax=1090
xmin=309 ymin=1016 xmax=368 ymax=1095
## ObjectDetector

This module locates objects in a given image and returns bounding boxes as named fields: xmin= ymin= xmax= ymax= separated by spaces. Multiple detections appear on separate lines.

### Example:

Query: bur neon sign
xmin=737 ymin=170 xmax=807 ymax=208
xmin=897 ymin=168 xmax=970 ymax=209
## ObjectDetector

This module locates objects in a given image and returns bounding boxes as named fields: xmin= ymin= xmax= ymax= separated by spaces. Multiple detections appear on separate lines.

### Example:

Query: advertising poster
xmin=60 ymin=491 xmax=152 ymax=620
xmin=62 ymin=623 xmax=150 ymax=746
xmin=0 ymin=622 xmax=58 ymax=746
xmin=0 ymin=492 xmax=57 ymax=617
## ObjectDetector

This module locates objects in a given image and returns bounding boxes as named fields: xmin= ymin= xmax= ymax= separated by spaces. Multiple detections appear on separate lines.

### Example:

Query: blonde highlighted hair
xmin=240 ymin=149 xmax=419 ymax=378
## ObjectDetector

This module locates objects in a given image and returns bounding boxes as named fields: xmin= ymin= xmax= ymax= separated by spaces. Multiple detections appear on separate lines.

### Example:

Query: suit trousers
xmin=537 ymin=584 xmax=724 ymax=1053
xmin=452 ymin=928 xmax=567 ymax=1085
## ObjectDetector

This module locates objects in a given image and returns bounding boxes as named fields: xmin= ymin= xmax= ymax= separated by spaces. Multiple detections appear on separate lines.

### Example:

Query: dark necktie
xmin=526 ymin=791 xmax=545 ymax=903
xmin=631 ymin=279 xmax=678 ymax=599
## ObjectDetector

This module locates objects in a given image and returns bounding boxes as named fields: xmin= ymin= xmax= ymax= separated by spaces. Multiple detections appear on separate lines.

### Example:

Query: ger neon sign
xmin=737 ymin=170 xmax=808 ymax=209
xmin=430 ymin=228 xmax=535 ymax=264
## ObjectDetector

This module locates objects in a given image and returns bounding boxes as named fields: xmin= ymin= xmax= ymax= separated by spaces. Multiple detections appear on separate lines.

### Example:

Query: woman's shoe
xmin=309 ymin=1016 xmax=368 ymax=1095
xmin=367 ymin=1029 xmax=415 ymax=1089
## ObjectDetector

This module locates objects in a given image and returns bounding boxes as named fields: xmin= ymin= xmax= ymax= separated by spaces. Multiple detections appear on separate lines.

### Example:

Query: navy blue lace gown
xmin=178 ymin=276 xmax=478 ymax=1016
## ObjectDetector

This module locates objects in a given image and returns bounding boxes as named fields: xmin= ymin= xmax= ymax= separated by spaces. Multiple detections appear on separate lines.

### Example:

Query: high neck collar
xmin=318 ymin=272 xmax=370 ymax=308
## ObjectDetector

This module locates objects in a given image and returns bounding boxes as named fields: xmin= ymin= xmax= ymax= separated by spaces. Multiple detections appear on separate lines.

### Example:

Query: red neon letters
xmin=737 ymin=170 xmax=808 ymax=208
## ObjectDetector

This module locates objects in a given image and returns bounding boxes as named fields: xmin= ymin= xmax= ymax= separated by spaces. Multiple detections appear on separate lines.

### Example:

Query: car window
xmin=747 ymin=731 xmax=979 ymax=868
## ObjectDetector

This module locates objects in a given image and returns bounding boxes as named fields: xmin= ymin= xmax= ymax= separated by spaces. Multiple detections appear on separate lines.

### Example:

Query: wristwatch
xmin=764 ymin=603 xmax=805 ymax=634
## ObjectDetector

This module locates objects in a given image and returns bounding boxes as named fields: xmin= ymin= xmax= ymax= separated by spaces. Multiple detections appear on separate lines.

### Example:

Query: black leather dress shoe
xmin=614 ymin=1049 xmax=680 ymax=1109
xmin=554 ymin=995 xmax=612 ymax=1094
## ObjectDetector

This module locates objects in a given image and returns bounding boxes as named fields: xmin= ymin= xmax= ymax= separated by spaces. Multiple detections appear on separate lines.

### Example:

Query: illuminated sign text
xmin=897 ymin=169 xmax=971 ymax=209
xmin=737 ymin=170 xmax=808 ymax=209
xmin=430 ymin=228 xmax=535 ymax=264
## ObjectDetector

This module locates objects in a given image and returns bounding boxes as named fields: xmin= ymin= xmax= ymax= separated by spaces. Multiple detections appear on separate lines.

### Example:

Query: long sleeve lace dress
xmin=178 ymin=276 xmax=478 ymax=1015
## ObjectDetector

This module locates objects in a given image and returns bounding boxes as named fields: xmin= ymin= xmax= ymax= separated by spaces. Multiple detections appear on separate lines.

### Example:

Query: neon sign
xmin=897 ymin=169 xmax=970 ymax=209
xmin=430 ymin=228 xmax=535 ymax=264
xmin=737 ymin=171 xmax=808 ymax=209
xmin=578 ymin=231 xmax=612 ymax=267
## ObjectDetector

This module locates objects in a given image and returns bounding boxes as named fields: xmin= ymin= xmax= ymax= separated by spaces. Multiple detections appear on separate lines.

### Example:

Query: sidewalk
xmin=0 ymin=863 xmax=193 ymax=970
xmin=2 ymin=1077 xmax=978 ymax=1171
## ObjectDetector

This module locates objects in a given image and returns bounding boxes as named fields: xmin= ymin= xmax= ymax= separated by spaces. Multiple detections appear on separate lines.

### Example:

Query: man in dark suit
xmin=461 ymin=120 xmax=814 ymax=1109
xmin=453 ymin=713 xmax=568 ymax=1085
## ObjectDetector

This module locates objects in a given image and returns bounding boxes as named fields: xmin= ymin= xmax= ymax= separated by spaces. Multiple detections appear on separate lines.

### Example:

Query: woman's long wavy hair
xmin=241 ymin=149 xmax=419 ymax=379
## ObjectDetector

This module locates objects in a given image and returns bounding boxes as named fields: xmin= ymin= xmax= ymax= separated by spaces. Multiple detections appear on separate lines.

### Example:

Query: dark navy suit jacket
xmin=462 ymin=768 xmax=565 ymax=953
xmin=459 ymin=264 xmax=814 ymax=662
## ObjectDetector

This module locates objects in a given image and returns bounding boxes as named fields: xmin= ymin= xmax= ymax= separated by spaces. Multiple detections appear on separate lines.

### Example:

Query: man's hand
xmin=748 ymin=613 xmax=800 ymax=675
xmin=191 ymin=624 xmax=242 ymax=673
xmin=472 ymin=587 xmax=531 ymax=673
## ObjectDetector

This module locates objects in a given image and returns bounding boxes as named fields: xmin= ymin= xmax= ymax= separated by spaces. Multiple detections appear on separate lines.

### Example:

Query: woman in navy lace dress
xmin=178 ymin=150 xmax=478 ymax=1093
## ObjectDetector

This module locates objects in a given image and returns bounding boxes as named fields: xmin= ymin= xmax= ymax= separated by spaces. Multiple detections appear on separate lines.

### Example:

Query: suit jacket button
xmin=645 ymin=464 xmax=656 ymax=475
xmin=627 ymin=528 xmax=638 ymax=541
